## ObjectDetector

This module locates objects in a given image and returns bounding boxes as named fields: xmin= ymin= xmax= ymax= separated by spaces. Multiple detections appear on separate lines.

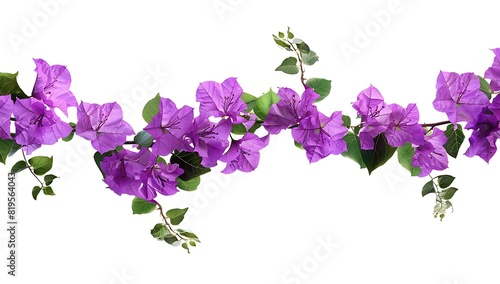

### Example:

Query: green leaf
xmin=133 ymin=130 xmax=154 ymax=148
xmin=131 ymin=197 xmax=157 ymax=214
xmin=43 ymin=186 xmax=55 ymax=196
xmin=11 ymin=160 xmax=28 ymax=173
xmin=170 ymin=151 xmax=211 ymax=181
xmin=302 ymin=50 xmax=319 ymax=66
xmin=341 ymin=132 xmax=366 ymax=169
xmin=0 ymin=138 xmax=15 ymax=165
xmin=166 ymin=208 xmax=188 ymax=226
xmin=181 ymin=242 xmax=190 ymax=253
xmin=275 ymin=57 xmax=299 ymax=75
xmin=189 ymin=240 xmax=197 ymax=247
xmin=272 ymin=35 xmax=291 ymax=50
xmin=142 ymin=93 xmax=160 ymax=123
xmin=286 ymin=27 xmax=294 ymax=39
xmin=94 ymin=151 xmax=110 ymax=178
xmin=278 ymin=31 xmax=284 ymax=38
xmin=305 ymin=78 xmax=331 ymax=102
xmin=44 ymin=174 xmax=59 ymax=186
xmin=179 ymin=231 xmax=200 ymax=242
xmin=241 ymin=92 xmax=257 ymax=112
xmin=422 ymin=180 xmax=435 ymax=197
xmin=360 ymin=133 xmax=397 ymax=175
xmin=32 ymin=186 xmax=42 ymax=200
xmin=253 ymin=88 xmax=280 ymax=120
xmin=151 ymin=223 xmax=168 ymax=240
xmin=478 ymin=75 xmax=492 ymax=100
xmin=248 ymin=122 xmax=261 ymax=133
xmin=437 ymin=175 xmax=455 ymax=188
xmin=442 ymin=187 xmax=458 ymax=200
xmin=443 ymin=124 xmax=465 ymax=158
xmin=62 ymin=130 xmax=75 ymax=142
xmin=176 ymin=176 xmax=201 ymax=191
xmin=28 ymin=156 xmax=53 ymax=175
xmin=164 ymin=234 xmax=179 ymax=245
xmin=294 ymin=140 xmax=304 ymax=150
xmin=295 ymin=40 xmax=310 ymax=54
xmin=397 ymin=143 xmax=422 ymax=176
xmin=341 ymin=115 xmax=351 ymax=128
xmin=231 ymin=123 xmax=247 ymax=135
xmin=0 ymin=72 xmax=28 ymax=98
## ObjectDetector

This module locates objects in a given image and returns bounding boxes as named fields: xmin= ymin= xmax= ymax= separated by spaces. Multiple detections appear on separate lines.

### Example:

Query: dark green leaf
xmin=422 ymin=180 xmax=435 ymax=197
xmin=28 ymin=156 xmax=53 ymax=175
xmin=44 ymin=174 xmax=58 ymax=186
xmin=278 ymin=32 xmax=284 ymax=38
xmin=442 ymin=187 xmax=458 ymax=200
xmin=176 ymin=176 xmax=201 ymax=191
xmin=164 ymin=234 xmax=179 ymax=245
xmin=32 ymin=186 xmax=42 ymax=200
xmin=305 ymin=78 xmax=331 ymax=102
xmin=478 ymin=75 xmax=492 ymax=100
xmin=132 ymin=197 xmax=157 ymax=214
xmin=62 ymin=130 xmax=75 ymax=142
xmin=151 ymin=223 xmax=168 ymax=240
xmin=443 ymin=124 xmax=465 ymax=158
xmin=11 ymin=160 xmax=28 ymax=173
xmin=0 ymin=138 xmax=15 ymax=165
xmin=294 ymin=140 xmax=304 ymax=150
xmin=253 ymin=88 xmax=280 ymax=120
xmin=43 ymin=186 xmax=55 ymax=196
xmin=302 ymin=50 xmax=319 ymax=66
xmin=341 ymin=132 xmax=366 ymax=169
xmin=397 ymin=143 xmax=422 ymax=176
xmin=231 ymin=123 xmax=247 ymax=135
xmin=0 ymin=72 xmax=28 ymax=98
xmin=166 ymin=208 xmax=188 ymax=226
xmin=360 ymin=134 xmax=397 ymax=175
xmin=275 ymin=57 xmax=299 ymax=75
xmin=170 ymin=151 xmax=211 ymax=181
xmin=248 ymin=122 xmax=261 ymax=133
xmin=134 ymin=130 xmax=154 ymax=148
xmin=93 ymin=150 xmax=113 ymax=178
xmin=296 ymin=40 xmax=310 ymax=54
xmin=142 ymin=93 xmax=160 ymax=123
xmin=437 ymin=175 xmax=455 ymax=189
xmin=272 ymin=35 xmax=291 ymax=50
xmin=341 ymin=115 xmax=351 ymax=128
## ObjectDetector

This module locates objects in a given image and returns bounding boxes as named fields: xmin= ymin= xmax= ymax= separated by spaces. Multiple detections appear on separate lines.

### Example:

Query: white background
xmin=1 ymin=0 xmax=500 ymax=283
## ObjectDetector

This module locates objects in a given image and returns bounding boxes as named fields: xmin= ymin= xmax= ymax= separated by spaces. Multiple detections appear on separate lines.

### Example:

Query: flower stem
xmin=420 ymin=120 xmax=451 ymax=130
xmin=156 ymin=202 xmax=186 ymax=242
xmin=286 ymin=39 xmax=307 ymax=87
xmin=22 ymin=150 xmax=44 ymax=189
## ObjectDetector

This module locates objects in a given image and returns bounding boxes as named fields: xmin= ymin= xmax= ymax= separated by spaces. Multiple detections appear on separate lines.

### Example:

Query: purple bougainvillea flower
xmin=484 ymin=48 xmax=500 ymax=92
xmin=412 ymin=128 xmax=449 ymax=177
xmin=385 ymin=103 xmax=425 ymax=147
xmin=292 ymin=111 xmax=348 ymax=163
xmin=138 ymin=157 xmax=184 ymax=201
xmin=13 ymin=98 xmax=72 ymax=155
xmin=76 ymin=101 xmax=135 ymax=153
xmin=220 ymin=133 xmax=269 ymax=174
xmin=191 ymin=115 xmax=232 ymax=167
xmin=263 ymin=87 xmax=319 ymax=134
xmin=352 ymin=85 xmax=391 ymax=149
xmin=196 ymin=77 xmax=247 ymax=123
xmin=32 ymin=58 xmax=77 ymax=116
xmin=100 ymin=148 xmax=151 ymax=197
xmin=433 ymin=71 xmax=489 ymax=125
xmin=143 ymin=97 xmax=193 ymax=156
xmin=464 ymin=107 xmax=500 ymax=163
xmin=0 ymin=96 xmax=14 ymax=140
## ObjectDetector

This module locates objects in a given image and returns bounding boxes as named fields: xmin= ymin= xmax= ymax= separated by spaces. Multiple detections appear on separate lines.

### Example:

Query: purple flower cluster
xmin=0 ymin=59 xmax=77 ymax=154
xmin=263 ymin=87 xmax=348 ymax=162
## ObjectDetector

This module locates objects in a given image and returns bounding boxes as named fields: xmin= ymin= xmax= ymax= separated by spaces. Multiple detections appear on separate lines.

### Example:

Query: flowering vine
xmin=1 ymin=28 xmax=499 ymax=253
